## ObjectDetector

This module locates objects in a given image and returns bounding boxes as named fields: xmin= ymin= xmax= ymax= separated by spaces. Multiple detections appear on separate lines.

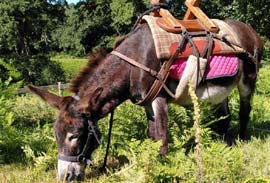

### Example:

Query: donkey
xmin=28 ymin=19 xmax=263 ymax=181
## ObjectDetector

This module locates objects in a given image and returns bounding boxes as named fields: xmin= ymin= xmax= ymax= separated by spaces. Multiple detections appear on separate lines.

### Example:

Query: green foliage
xmin=52 ymin=1 xmax=113 ymax=55
xmin=21 ymin=124 xmax=57 ymax=172
xmin=262 ymin=38 xmax=270 ymax=64
xmin=110 ymin=0 xmax=135 ymax=34
xmin=3 ymin=55 xmax=66 ymax=85
xmin=0 ymin=0 xmax=65 ymax=55
xmin=53 ymin=56 xmax=87 ymax=81
xmin=226 ymin=0 xmax=270 ymax=36
xmin=0 ymin=79 xmax=22 ymax=163
xmin=11 ymin=95 xmax=56 ymax=126
xmin=0 ymin=60 xmax=21 ymax=81
xmin=0 ymin=78 xmax=56 ymax=165
xmin=0 ymin=0 xmax=66 ymax=85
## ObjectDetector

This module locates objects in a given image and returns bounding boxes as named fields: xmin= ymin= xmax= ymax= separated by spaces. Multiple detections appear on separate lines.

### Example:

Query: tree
xmin=0 ymin=0 xmax=66 ymax=84
xmin=0 ymin=0 xmax=66 ymax=55
xmin=53 ymin=0 xmax=113 ymax=55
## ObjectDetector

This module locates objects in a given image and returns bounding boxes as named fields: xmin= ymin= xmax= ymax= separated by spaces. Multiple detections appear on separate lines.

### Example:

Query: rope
xmin=131 ymin=3 xmax=170 ymax=31
xmin=99 ymin=111 xmax=114 ymax=172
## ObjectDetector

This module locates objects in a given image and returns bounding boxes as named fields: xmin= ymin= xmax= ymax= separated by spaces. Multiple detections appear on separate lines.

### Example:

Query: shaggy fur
xmin=70 ymin=49 xmax=108 ymax=93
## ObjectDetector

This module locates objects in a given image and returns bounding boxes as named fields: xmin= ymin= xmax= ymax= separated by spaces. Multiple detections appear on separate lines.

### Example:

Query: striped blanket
xmin=142 ymin=15 xmax=244 ymax=60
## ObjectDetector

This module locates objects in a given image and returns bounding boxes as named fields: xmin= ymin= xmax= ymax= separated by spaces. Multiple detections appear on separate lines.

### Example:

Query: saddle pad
xmin=142 ymin=15 xmax=244 ymax=60
xmin=169 ymin=55 xmax=239 ymax=80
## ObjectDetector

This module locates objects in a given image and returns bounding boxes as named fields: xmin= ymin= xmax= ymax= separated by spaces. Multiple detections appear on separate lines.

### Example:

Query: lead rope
xmin=99 ymin=111 xmax=114 ymax=172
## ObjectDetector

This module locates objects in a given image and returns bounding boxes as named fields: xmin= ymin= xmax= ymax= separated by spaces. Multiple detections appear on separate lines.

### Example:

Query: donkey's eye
xmin=68 ymin=135 xmax=79 ymax=141
xmin=67 ymin=132 xmax=80 ymax=141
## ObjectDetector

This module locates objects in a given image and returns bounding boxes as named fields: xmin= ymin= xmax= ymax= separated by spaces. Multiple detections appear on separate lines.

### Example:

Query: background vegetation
xmin=0 ymin=0 xmax=270 ymax=183
xmin=0 ymin=0 xmax=270 ymax=85
xmin=0 ymin=65 xmax=270 ymax=183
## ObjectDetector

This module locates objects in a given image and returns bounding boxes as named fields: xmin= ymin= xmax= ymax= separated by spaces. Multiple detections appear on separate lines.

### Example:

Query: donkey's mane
xmin=69 ymin=49 xmax=108 ymax=93
xmin=70 ymin=31 xmax=136 ymax=93
xmin=113 ymin=35 xmax=127 ymax=49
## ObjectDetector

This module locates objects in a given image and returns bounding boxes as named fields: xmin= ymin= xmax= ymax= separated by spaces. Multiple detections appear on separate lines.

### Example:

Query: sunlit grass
xmin=0 ymin=62 xmax=270 ymax=183
xmin=1 ymin=137 xmax=270 ymax=183
xmin=0 ymin=164 xmax=57 ymax=183
xmin=51 ymin=56 xmax=87 ymax=81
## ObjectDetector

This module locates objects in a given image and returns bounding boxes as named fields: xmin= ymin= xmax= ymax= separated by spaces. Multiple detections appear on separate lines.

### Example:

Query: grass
xmin=0 ymin=60 xmax=270 ymax=182
xmin=1 ymin=138 xmax=270 ymax=183
xmin=0 ymin=165 xmax=57 ymax=183
xmin=51 ymin=56 xmax=88 ymax=81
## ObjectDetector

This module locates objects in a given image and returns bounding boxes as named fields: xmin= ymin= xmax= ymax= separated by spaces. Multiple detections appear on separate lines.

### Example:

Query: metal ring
xmin=77 ymin=154 xmax=85 ymax=162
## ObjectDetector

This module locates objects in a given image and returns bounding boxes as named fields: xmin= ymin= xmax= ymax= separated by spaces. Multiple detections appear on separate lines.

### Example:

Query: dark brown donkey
xmin=28 ymin=20 xmax=263 ymax=181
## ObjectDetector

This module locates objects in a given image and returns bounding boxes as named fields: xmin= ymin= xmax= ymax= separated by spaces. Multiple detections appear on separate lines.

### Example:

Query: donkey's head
xmin=28 ymin=85 xmax=102 ymax=182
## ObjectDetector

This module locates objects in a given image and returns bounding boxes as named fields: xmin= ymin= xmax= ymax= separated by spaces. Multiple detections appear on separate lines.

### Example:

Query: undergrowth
xmin=0 ymin=65 xmax=270 ymax=183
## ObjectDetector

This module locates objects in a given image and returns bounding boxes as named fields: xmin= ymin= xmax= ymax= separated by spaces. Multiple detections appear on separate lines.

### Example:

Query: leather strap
xmin=111 ymin=51 xmax=175 ymax=105
xmin=136 ymin=30 xmax=190 ymax=105
xmin=111 ymin=30 xmax=202 ymax=105
xmin=111 ymin=51 xmax=159 ymax=78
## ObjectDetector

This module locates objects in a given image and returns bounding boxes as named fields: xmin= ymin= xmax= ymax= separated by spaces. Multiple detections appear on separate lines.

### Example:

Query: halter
xmin=58 ymin=119 xmax=101 ymax=166
xmin=58 ymin=96 xmax=114 ymax=170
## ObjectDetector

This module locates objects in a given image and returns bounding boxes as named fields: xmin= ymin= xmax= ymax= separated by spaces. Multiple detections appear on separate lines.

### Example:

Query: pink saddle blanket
xmin=169 ymin=55 xmax=239 ymax=80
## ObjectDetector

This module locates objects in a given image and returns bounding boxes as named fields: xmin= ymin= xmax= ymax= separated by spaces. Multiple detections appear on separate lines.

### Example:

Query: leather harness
xmin=111 ymin=27 xmax=213 ymax=106
xmin=111 ymin=25 xmax=256 ymax=106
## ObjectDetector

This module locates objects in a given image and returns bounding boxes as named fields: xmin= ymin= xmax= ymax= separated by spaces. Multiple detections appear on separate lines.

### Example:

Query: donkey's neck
xmin=75 ymin=53 xmax=131 ymax=119
xmin=73 ymin=24 xmax=157 ymax=119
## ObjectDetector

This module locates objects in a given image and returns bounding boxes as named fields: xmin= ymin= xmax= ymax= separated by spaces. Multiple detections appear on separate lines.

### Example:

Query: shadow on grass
xmin=86 ymin=155 xmax=129 ymax=179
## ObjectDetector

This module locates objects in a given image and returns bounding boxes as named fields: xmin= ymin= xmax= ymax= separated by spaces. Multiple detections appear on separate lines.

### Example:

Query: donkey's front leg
xmin=145 ymin=97 xmax=168 ymax=155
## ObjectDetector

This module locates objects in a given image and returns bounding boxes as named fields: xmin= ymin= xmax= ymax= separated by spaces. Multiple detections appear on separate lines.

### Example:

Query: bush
xmin=0 ymin=60 xmax=21 ymax=81
xmin=0 ymin=79 xmax=56 ymax=164
xmin=262 ymin=37 xmax=270 ymax=64
xmin=3 ymin=55 xmax=66 ymax=85
xmin=0 ymin=79 xmax=24 ymax=163
xmin=12 ymin=95 xmax=56 ymax=127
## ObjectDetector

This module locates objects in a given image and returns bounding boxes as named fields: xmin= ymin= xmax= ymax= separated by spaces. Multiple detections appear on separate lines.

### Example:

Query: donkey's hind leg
xmin=144 ymin=97 xmax=168 ymax=155
xmin=238 ymin=73 xmax=256 ymax=140
xmin=210 ymin=98 xmax=231 ymax=140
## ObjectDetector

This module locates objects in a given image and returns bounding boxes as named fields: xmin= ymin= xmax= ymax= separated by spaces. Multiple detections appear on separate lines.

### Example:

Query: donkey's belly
xmin=196 ymin=83 xmax=235 ymax=104
xmin=172 ymin=82 xmax=235 ymax=106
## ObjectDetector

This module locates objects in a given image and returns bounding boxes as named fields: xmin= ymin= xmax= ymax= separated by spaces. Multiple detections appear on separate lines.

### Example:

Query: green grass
xmin=52 ymin=56 xmax=88 ymax=81
xmin=0 ymin=165 xmax=57 ymax=183
xmin=1 ymin=138 xmax=270 ymax=183
xmin=0 ymin=62 xmax=270 ymax=183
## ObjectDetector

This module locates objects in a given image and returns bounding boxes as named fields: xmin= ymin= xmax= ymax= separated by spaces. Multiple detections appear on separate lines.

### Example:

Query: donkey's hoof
xmin=240 ymin=131 xmax=251 ymax=141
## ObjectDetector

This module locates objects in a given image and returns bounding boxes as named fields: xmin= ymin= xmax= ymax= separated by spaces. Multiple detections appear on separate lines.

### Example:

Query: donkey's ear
xmin=27 ymin=85 xmax=62 ymax=109
xmin=91 ymin=87 xmax=103 ymax=108
xmin=76 ymin=87 xmax=103 ymax=114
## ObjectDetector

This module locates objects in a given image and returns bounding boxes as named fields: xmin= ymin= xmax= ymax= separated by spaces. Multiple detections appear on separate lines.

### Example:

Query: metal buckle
xmin=77 ymin=154 xmax=86 ymax=162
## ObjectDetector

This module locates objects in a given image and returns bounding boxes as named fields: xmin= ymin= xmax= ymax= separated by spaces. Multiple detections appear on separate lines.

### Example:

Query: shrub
xmin=262 ymin=37 xmax=270 ymax=64
xmin=12 ymin=95 xmax=56 ymax=127
xmin=3 ymin=55 xmax=66 ymax=85
xmin=0 ymin=79 xmax=56 ymax=164
xmin=0 ymin=60 xmax=21 ymax=81
xmin=0 ymin=79 xmax=23 ymax=163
